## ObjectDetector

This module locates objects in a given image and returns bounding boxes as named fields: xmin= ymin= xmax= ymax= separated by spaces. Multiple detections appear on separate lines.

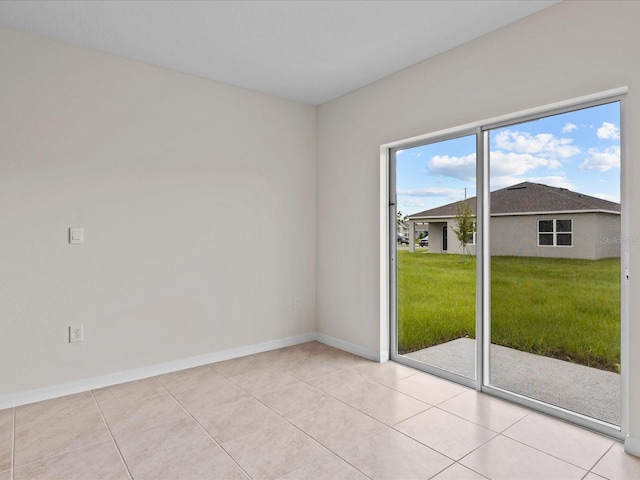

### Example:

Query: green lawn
xmin=397 ymin=250 xmax=620 ymax=372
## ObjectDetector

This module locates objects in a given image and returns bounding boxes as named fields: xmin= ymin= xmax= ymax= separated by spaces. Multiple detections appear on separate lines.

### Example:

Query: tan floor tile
xmin=258 ymin=382 xmax=340 ymax=420
xmin=307 ymin=369 xmax=378 ymax=402
xmin=294 ymin=341 xmax=336 ymax=356
xmin=503 ymin=412 xmax=614 ymax=470
xmin=343 ymin=382 xmax=430 ymax=425
xmin=13 ymin=441 xmax=128 ymax=480
xmin=99 ymin=391 xmax=189 ymax=439
xmin=0 ymin=408 xmax=13 ymax=472
xmin=195 ymin=397 xmax=284 ymax=444
xmin=11 ymin=344 xmax=632 ymax=480
xmin=431 ymin=463 xmax=488 ymax=479
xmin=336 ymin=427 xmax=453 ymax=479
xmin=583 ymin=473 xmax=607 ymax=480
xmin=210 ymin=353 xmax=267 ymax=378
xmin=391 ymin=372 xmax=469 ymax=405
xmin=92 ymin=377 xmax=166 ymax=410
xmin=460 ymin=435 xmax=586 ymax=479
xmin=15 ymin=392 xmax=95 ymax=428
xmin=352 ymin=361 xmax=419 ymax=386
xmin=223 ymin=422 xmax=329 ymax=480
xmin=285 ymin=355 xmax=341 ymax=380
xmin=228 ymin=366 xmax=303 ymax=397
xmin=438 ymin=390 xmax=530 ymax=432
xmin=291 ymin=402 xmax=385 ymax=451
xmin=155 ymin=364 xmax=226 ymax=393
xmin=395 ymin=408 xmax=496 ymax=460
xmin=117 ymin=417 xmax=246 ymax=480
xmin=252 ymin=344 xmax=316 ymax=366
xmin=0 ymin=471 xmax=9 ymax=480
xmin=279 ymin=453 xmax=368 ymax=480
xmin=314 ymin=349 xmax=372 ymax=370
xmin=170 ymin=377 xmax=250 ymax=415
xmin=14 ymin=392 xmax=110 ymax=466
xmin=592 ymin=442 xmax=640 ymax=479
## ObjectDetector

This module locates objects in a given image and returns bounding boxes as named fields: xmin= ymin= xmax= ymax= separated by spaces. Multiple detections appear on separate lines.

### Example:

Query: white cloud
xmin=401 ymin=199 xmax=426 ymax=208
xmin=397 ymin=149 xmax=423 ymax=158
xmin=596 ymin=122 xmax=620 ymax=140
xmin=493 ymin=130 xmax=580 ymax=158
xmin=579 ymin=146 xmax=620 ymax=172
xmin=397 ymin=187 xmax=464 ymax=199
xmin=427 ymin=153 xmax=476 ymax=180
xmin=489 ymin=151 xmax=552 ymax=177
xmin=562 ymin=123 xmax=577 ymax=133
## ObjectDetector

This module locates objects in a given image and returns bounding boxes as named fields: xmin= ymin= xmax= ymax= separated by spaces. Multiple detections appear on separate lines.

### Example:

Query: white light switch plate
xmin=69 ymin=227 xmax=84 ymax=245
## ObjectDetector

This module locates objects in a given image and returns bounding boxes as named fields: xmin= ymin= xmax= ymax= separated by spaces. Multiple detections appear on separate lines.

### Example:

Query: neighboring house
xmin=397 ymin=221 xmax=409 ymax=239
xmin=398 ymin=220 xmax=428 ymax=241
xmin=406 ymin=182 xmax=621 ymax=260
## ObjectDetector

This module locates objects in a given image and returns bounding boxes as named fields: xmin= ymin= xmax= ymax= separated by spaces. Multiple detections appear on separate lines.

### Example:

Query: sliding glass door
xmin=390 ymin=94 xmax=624 ymax=435
xmin=486 ymin=101 xmax=622 ymax=426
xmin=392 ymin=133 xmax=477 ymax=382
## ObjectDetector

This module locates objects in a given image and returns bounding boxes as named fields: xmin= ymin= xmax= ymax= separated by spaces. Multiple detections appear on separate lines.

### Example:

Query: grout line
xmin=89 ymin=391 xmax=133 ymax=480
xmin=10 ymin=344 xmax=618 ymax=480
xmin=290 ymin=361 xmax=513 ymax=476
xmin=586 ymin=440 xmax=616 ymax=478
xmin=159 ymin=380 xmax=254 ymax=480
xmin=494 ymin=431 xmax=599 ymax=473
xmin=252 ymin=388 xmax=375 ymax=480
xmin=213 ymin=349 xmax=376 ymax=479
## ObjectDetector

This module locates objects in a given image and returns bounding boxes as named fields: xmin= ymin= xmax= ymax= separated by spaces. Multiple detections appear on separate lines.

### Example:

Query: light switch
xmin=69 ymin=227 xmax=84 ymax=245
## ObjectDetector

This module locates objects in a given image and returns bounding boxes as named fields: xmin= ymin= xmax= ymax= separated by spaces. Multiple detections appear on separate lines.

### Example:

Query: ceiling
xmin=0 ymin=0 xmax=559 ymax=105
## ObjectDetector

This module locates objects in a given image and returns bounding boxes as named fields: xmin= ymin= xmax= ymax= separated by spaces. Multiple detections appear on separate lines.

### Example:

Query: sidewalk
xmin=404 ymin=338 xmax=620 ymax=425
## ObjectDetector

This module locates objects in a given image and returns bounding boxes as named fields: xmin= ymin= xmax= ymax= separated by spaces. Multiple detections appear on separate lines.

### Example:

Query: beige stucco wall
xmin=490 ymin=213 xmax=621 ymax=260
xmin=596 ymin=212 xmax=626 ymax=259
xmin=419 ymin=213 xmax=620 ymax=260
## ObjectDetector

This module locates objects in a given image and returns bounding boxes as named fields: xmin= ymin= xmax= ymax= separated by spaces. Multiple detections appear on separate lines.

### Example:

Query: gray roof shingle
xmin=407 ymin=182 xmax=620 ymax=219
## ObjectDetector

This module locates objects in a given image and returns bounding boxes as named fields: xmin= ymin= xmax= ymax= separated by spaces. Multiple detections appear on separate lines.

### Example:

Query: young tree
xmin=452 ymin=200 xmax=476 ymax=262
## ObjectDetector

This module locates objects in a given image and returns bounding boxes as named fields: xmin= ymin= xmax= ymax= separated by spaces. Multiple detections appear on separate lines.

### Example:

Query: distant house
xmin=397 ymin=221 xmax=409 ymax=239
xmin=406 ymin=182 xmax=620 ymax=260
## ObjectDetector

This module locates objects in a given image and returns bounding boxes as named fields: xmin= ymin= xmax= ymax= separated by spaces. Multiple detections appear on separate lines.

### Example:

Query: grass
xmin=397 ymin=250 xmax=620 ymax=372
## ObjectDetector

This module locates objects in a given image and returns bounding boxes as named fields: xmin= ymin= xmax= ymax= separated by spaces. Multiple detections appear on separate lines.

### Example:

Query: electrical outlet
xmin=292 ymin=297 xmax=301 ymax=309
xmin=69 ymin=325 xmax=83 ymax=343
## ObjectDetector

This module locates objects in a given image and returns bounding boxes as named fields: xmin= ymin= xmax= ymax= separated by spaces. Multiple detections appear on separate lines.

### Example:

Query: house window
xmin=538 ymin=219 xmax=572 ymax=247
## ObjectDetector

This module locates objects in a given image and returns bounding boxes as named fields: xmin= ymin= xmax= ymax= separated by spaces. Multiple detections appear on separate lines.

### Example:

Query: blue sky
xmin=396 ymin=101 xmax=621 ymax=216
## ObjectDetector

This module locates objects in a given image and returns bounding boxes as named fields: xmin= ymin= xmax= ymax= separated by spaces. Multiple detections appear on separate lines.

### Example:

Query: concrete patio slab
xmin=404 ymin=338 xmax=620 ymax=425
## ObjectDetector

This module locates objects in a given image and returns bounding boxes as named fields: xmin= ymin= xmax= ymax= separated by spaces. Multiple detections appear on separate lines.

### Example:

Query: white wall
xmin=316 ymin=1 xmax=640 ymax=443
xmin=0 ymin=28 xmax=316 ymax=397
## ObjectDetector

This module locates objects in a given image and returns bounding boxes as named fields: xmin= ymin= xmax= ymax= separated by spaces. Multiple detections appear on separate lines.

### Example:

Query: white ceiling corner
xmin=0 ymin=0 xmax=560 ymax=105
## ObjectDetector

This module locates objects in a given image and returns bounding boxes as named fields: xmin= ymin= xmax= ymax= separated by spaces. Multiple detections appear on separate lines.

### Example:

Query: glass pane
xmin=539 ymin=220 xmax=553 ymax=232
xmin=488 ymin=101 xmax=621 ymax=425
xmin=539 ymin=234 xmax=553 ymax=246
xmin=396 ymin=134 xmax=477 ymax=379
xmin=557 ymin=220 xmax=572 ymax=232
xmin=557 ymin=234 xmax=572 ymax=246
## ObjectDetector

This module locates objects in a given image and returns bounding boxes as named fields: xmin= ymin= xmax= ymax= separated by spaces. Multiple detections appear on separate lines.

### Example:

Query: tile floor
xmin=2 ymin=341 xmax=640 ymax=479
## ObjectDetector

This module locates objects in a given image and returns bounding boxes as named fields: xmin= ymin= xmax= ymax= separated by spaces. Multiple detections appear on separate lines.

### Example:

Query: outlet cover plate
xmin=69 ymin=325 xmax=83 ymax=343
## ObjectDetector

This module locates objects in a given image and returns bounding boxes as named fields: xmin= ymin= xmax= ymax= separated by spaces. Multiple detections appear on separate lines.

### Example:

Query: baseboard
xmin=625 ymin=434 xmax=640 ymax=457
xmin=0 ymin=332 xmax=317 ymax=410
xmin=315 ymin=333 xmax=386 ymax=362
